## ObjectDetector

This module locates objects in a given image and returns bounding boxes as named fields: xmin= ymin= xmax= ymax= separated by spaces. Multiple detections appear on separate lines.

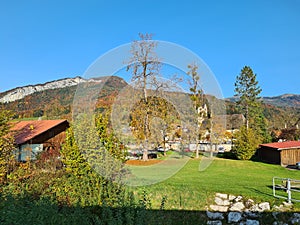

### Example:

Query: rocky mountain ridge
xmin=0 ymin=77 xmax=102 ymax=103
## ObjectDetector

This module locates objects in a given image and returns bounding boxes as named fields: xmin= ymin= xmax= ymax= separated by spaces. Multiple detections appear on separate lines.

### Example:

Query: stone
xmin=245 ymin=219 xmax=259 ymax=225
xmin=207 ymin=221 xmax=222 ymax=225
xmin=258 ymin=202 xmax=270 ymax=211
xmin=215 ymin=197 xmax=230 ymax=206
xmin=272 ymin=211 xmax=279 ymax=220
xmin=250 ymin=204 xmax=261 ymax=212
xmin=273 ymin=222 xmax=288 ymax=225
xmin=228 ymin=212 xmax=242 ymax=223
xmin=245 ymin=199 xmax=255 ymax=208
xmin=273 ymin=221 xmax=288 ymax=225
xmin=282 ymin=201 xmax=293 ymax=207
xmin=206 ymin=211 xmax=224 ymax=220
xmin=290 ymin=213 xmax=300 ymax=224
xmin=244 ymin=210 xmax=259 ymax=218
xmin=229 ymin=202 xmax=245 ymax=211
xmin=234 ymin=196 xmax=243 ymax=202
xmin=229 ymin=195 xmax=236 ymax=201
xmin=273 ymin=205 xmax=285 ymax=212
xmin=216 ymin=193 xmax=228 ymax=199
xmin=210 ymin=205 xmax=229 ymax=212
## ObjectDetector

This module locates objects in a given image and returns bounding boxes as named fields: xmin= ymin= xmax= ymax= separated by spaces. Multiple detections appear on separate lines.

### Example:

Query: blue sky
xmin=0 ymin=0 xmax=299 ymax=97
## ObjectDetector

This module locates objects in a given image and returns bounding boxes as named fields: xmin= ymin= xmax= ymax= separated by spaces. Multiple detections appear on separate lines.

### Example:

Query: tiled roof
xmin=11 ymin=120 xmax=68 ymax=145
xmin=260 ymin=141 xmax=300 ymax=150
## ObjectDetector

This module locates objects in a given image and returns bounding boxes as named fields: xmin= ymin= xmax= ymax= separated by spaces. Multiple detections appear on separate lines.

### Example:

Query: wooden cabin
xmin=258 ymin=141 xmax=300 ymax=166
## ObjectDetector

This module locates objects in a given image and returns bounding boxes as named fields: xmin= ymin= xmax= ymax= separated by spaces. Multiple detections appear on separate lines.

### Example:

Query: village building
xmin=257 ymin=141 xmax=300 ymax=166
xmin=10 ymin=119 xmax=69 ymax=161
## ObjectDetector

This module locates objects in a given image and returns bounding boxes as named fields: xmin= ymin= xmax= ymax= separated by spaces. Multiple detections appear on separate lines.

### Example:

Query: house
xmin=257 ymin=141 xmax=300 ymax=165
xmin=11 ymin=119 xmax=69 ymax=161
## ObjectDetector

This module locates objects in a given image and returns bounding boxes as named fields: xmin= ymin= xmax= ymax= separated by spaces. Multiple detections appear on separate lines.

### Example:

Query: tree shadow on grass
xmin=244 ymin=186 xmax=274 ymax=198
xmin=0 ymin=194 xmax=298 ymax=225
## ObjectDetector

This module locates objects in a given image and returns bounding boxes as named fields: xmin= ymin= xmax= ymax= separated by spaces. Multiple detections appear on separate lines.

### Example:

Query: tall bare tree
xmin=126 ymin=33 xmax=161 ymax=161
xmin=187 ymin=63 xmax=207 ymax=158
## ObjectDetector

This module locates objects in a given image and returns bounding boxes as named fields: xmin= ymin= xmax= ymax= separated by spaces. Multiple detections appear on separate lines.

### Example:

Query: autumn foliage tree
xmin=0 ymin=109 xmax=15 ymax=184
xmin=126 ymin=33 xmax=161 ymax=160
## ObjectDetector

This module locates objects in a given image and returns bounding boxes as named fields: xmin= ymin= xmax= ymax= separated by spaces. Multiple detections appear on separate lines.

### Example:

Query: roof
xmin=11 ymin=119 xmax=68 ymax=145
xmin=260 ymin=141 xmax=300 ymax=150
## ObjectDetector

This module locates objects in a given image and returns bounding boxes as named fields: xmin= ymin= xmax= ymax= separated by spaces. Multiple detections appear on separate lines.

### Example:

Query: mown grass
xmin=133 ymin=157 xmax=300 ymax=210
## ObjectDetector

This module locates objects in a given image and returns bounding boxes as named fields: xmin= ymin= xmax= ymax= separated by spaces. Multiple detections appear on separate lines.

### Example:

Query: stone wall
xmin=206 ymin=193 xmax=299 ymax=225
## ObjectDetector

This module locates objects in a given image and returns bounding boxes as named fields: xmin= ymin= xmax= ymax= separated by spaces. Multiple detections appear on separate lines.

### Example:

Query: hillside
xmin=263 ymin=94 xmax=300 ymax=108
xmin=227 ymin=94 xmax=300 ymax=109
xmin=1 ymin=76 xmax=299 ymax=132
xmin=0 ymin=76 xmax=127 ymax=119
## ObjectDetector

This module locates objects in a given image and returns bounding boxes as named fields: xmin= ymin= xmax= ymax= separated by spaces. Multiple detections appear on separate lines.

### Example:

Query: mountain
xmin=0 ymin=77 xmax=102 ymax=103
xmin=262 ymin=94 xmax=300 ymax=108
xmin=1 ymin=77 xmax=299 ymax=131
xmin=0 ymin=76 xmax=127 ymax=119
xmin=227 ymin=94 xmax=300 ymax=108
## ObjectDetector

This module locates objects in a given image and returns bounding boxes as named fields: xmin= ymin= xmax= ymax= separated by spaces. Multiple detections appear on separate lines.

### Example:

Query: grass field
xmin=132 ymin=157 xmax=300 ymax=210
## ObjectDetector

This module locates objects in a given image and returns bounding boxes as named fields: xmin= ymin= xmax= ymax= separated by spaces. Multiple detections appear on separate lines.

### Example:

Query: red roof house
xmin=11 ymin=120 xmax=69 ymax=161
xmin=258 ymin=141 xmax=300 ymax=165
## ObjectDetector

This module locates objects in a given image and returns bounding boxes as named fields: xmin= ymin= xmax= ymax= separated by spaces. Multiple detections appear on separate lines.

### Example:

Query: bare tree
xmin=187 ymin=63 xmax=207 ymax=158
xmin=126 ymin=33 xmax=162 ymax=161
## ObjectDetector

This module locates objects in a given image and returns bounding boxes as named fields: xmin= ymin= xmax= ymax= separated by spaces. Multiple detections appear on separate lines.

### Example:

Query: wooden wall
xmin=258 ymin=147 xmax=281 ymax=164
xmin=281 ymin=148 xmax=300 ymax=165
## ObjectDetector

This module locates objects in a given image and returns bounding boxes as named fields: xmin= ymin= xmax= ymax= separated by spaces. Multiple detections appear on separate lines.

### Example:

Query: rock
xmin=245 ymin=199 xmax=255 ymax=208
xmin=0 ymin=77 xmax=89 ymax=103
xmin=258 ymin=202 xmax=270 ymax=211
xmin=250 ymin=204 xmax=261 ymax=212
xmin=290 ymin=213 xmax=300 ymax=224
xmin=206 ymin=211 xmax=224 ymax=220
xmin=234 ymin=196 xmax=243 ymax=202
xmin=244 ymin=210 xmax=259 ymax=218
xmin=293 ymin=213 xmax=300 ymax=218
xmin=282 ymin=201 xmax=293 ymax=208
xmin=228 ymin=212 xmax=242 ymax=223
xmin=273 ymin=222 xmax=288 ymax=225
xmin=215 ymin=197 xmax=230 ymax=206
xmin=216 ymin=193 xmax=228 ymax=199
xmin=245 ymin=219 xmax=259 ymax=225
xmin=229 ymin=195 xmax=236 ymax=201
xmin=210 ymin=205 xmax=228 ymax=212
xmin=272 ymin=211 xmax=279 ymax=219
xmin=273 ymin=205 xmax=285 ymax=211
xmin=207 ymin=221 xmax=222 ymax=225
xmin=229 ymin=202 xmax=245 ymax=211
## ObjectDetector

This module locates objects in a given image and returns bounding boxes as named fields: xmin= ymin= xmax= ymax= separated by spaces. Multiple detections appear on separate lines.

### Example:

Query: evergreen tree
xmin=233 ymin=66 xmax=270 ymax=159
xmin=234 ymin=66 xmax=262 ymax=130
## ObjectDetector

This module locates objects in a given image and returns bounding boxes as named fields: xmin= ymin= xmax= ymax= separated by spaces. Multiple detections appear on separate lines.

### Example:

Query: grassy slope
xmin=134 ymin=158 xmax=300 ymax=210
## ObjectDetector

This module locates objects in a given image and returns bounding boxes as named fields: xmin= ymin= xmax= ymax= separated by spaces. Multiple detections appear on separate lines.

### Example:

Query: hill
xmin=263 ymin=94 xmax=300 ymax=108
xmin=1 ymin=76 xmax=299 ymax=132
xmin=0 ymin=76 xmax=127 ymax=120
xmin=227 ymin=94 xmax=300 ymax=109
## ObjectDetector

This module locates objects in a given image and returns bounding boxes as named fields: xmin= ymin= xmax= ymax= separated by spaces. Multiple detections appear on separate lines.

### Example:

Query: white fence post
xmin=287 ymin=178 xmax=291 ymax=204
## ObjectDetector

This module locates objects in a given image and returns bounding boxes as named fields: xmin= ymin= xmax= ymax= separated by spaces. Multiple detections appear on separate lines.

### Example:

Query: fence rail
xmin=273 ymin=177 xmax=300 ymax=203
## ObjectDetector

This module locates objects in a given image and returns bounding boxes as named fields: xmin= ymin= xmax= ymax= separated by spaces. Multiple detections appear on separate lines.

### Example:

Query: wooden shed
xmin=11 ymin=119 xmax=69 ymax=161
xmin=258 ymin=141 xmax=300 ymax=166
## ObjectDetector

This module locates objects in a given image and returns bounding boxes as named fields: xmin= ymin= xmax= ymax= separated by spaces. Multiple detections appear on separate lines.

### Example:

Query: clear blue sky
xmin=0 ymin=0 xmax=299 ymax=97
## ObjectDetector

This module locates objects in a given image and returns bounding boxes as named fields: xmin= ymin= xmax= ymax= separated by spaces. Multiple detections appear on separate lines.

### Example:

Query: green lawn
xmin=133 ymin=157 xmax=300 ymax=210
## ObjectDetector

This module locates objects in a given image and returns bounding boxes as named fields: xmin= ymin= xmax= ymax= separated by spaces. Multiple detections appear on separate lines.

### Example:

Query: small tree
xmin=0 ymin=109 xmax=15 ymax=184
xmin=187 ymin=63 xmax=207 ymax=158
xmin=232 ymin=126 xmax=261 ymax=160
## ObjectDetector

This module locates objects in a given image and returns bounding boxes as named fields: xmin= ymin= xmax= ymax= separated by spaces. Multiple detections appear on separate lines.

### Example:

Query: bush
xmin=232 ymin=126 xmax=261 ymax=160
